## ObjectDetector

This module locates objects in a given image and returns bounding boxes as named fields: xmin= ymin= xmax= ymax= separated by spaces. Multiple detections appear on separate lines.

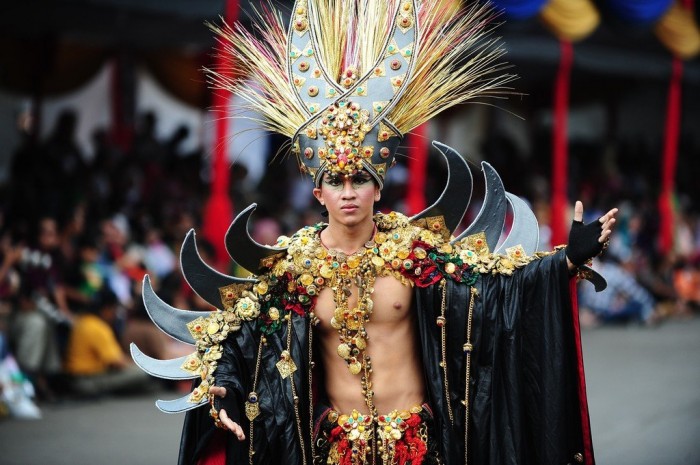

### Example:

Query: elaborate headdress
xmin=208 ymin=0 xmax=515 ymax=187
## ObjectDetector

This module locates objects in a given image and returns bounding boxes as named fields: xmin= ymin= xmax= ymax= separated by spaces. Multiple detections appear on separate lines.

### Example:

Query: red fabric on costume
xmin=569 ymin=278 xmax=594 ymax=465
xmin=197 ymin=429 xmax=227 ymax=465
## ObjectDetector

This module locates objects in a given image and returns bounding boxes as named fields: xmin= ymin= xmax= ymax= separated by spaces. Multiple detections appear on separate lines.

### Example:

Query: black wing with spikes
xmin=180 ymin=229 xmax=257 ymax=309
xmin=410 ymin=141 xmax=473 ymax=235
xmin=225 ymin=204 xmax=286 ymax=274
xmin=130 ymin=343 xmax=198 ymax=380
xmin=494 ymin=192 xmax=540 ymax=255
xmin=452 ymin=162 xmax=507 ymax=250
xmin=142 ymin=275 xmax=203 ymax=345
xmin=156 ymin=394 xmax=207 ymax=414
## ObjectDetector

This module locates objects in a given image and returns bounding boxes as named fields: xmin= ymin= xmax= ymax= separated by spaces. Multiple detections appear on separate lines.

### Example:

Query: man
xmin=132 ymin=1 xmax=616 ymax=464
xmin=204 ymin=174 xmax=614 ymax=465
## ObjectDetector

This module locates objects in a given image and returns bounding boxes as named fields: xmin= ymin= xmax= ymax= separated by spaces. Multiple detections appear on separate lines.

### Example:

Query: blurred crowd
xmin=0 ymin=107 xmax=698 ymax=419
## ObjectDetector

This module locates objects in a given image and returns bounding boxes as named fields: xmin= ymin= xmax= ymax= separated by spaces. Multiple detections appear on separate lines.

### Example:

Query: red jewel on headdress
xmin=304 ymin=147 xmax=314 ymax=159
xmin=390 ymin=59 xmax=402 ymax=71
xmin=380 ymin=147 xmax=390 ymax=159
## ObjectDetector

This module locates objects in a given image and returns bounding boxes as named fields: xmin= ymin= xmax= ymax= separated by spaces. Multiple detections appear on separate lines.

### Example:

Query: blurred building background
xmin=0 ymin=0 xmax=698 ymax=436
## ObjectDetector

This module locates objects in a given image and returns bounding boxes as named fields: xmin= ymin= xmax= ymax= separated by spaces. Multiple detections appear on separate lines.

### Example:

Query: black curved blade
xmin=452 ymin=162 xmax=507 ymax=251
xmin=143 ymin=275 xmax=203 ymax=345
xmin=225 ymin=204 xmax=286 ymax=273
xmin=410 ymin=141 xmax=473 ymax=235
xmin=180 ymin=229 xmax=256 ymax=309
xmin=581 ymin=266 xmax=608 ymax=292
xmin=494 ymin=192 xmax=540 ymax=255
xmin=130 ymin=343 xmax=198 ymax=381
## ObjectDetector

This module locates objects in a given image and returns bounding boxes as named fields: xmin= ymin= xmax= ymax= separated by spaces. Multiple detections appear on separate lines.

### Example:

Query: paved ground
xmin=1 ymin=317 xmax=699 ymax=465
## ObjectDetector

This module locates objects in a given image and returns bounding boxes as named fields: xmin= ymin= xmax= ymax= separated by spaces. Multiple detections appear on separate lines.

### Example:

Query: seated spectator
xmin=9 ymin=280 xmax=62 ymax=402
xmin=673 ymin=253 xmax=700 ymax=314
xmin=63 ymin=290 xmax=153 ymax=397
xmin=578 ymin=254 xmax=661 ymax=326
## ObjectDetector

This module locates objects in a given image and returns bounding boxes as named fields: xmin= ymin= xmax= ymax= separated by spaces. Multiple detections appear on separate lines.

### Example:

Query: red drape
xmin=203 ymin=0 xmax=240 ymax=269
xmin=658 ymin=56 xmax=683 ymax=255
xmin=658 ymin=0 xmax=694 ymax=254
xmin=550 ymin=40 xmax=573 ymax=247
xmin=405 ymin=123 xmax=429 ymax=215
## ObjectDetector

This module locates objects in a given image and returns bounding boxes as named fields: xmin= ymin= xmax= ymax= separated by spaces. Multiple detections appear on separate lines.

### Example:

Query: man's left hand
xmin=566 ymin=201 xmax=618 ymax=271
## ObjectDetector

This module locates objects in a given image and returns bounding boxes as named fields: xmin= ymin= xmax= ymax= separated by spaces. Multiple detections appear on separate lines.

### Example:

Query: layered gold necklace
xmin=321 ymin=227 xmax=380 ymax=415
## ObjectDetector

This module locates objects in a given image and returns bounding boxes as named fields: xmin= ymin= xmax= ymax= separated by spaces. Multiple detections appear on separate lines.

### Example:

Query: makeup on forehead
xmin=322 ymin=170 xmax=373 ymax=182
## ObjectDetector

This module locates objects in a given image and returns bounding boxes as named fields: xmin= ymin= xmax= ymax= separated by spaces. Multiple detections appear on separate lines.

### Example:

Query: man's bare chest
xmin=314 ymin=276 xmax=413 ymax=333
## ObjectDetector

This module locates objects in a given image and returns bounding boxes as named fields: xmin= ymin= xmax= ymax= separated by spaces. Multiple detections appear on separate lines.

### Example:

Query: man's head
xmin=312 ymin=170 xmax=380 ymax=227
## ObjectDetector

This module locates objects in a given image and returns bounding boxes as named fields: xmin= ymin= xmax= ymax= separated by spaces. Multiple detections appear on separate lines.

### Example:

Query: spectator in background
xmin=63 ymin=289 xmax=152 ymax=397
xmin=9 ymin=217 xmax=72 ymax=402
xmin=578 ymin=253 xmax=661 ymax=327
xmin=43 ymin=109 xmax=88 ymax=219
xmin=9 ymin=279 xmax=62 ymax=402
xmin=673 ymin=252 xmax=700 ymax=315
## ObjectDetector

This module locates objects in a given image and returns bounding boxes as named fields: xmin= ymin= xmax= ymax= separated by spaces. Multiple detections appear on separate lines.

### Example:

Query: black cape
xmin=179 ymin=250 xmax=594 ymax=465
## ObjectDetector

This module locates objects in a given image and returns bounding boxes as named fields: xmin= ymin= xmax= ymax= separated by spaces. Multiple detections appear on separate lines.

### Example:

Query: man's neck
xmin=320 ymin=218 xmax=376 ymax=255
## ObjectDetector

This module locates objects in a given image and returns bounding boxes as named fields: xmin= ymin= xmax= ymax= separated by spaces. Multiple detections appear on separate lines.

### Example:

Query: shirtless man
xmin=210 ymin=169 xmax=617 ymax=461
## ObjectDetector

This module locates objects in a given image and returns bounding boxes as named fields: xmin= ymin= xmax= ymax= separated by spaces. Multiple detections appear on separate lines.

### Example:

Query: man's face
xmin=313 ymin=171 xmax=380 ymax=227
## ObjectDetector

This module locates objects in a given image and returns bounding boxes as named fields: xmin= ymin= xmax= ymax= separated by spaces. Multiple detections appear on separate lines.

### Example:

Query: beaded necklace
xmin=320 ymin=225 xmax=380 ymax=416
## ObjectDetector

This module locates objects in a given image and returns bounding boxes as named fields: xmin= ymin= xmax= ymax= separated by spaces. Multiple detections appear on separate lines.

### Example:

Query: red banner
xmin=551 ymin=40 xmax=573 ymax=247
xmin=406 ymin=123 xmax=429 ymax=216
xmin=658 ymin=56 xmax=683 ymax=255
xmin=203 ymin=0 xmax=239 ymax=269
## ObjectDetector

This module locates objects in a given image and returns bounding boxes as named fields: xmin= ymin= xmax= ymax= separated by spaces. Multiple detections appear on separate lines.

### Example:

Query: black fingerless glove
xmin=566 ymin=219 xmax=604 ymax=267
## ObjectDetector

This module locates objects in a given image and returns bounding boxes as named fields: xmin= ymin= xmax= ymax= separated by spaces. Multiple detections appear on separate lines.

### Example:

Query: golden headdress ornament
xmin=208 ymin=0 xmax=515 ymax=188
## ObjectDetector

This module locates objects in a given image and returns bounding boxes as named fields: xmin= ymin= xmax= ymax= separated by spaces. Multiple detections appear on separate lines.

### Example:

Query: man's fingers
xmin=599 ymin=208 xmax=619 ymax=223
xmin=209 ymin=386 xmax=226 ymax=398
xmin=574 ymin=201 xmax=584 ymax=222
xmin=220 ymin=409 xmax=246 ymax=441
xmin=231 ymin=423 xmax=246 ymax=441
xmin=601 ymin=217 xmax=616 ymax=232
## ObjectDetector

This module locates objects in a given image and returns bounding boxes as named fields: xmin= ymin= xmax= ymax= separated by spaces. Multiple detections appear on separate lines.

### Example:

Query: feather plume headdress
xmin=208 ymin=0 xmax=515 ymax=188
